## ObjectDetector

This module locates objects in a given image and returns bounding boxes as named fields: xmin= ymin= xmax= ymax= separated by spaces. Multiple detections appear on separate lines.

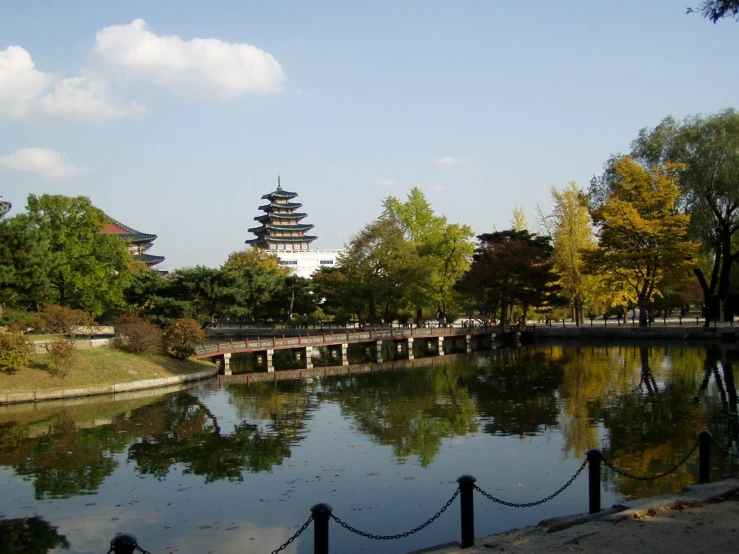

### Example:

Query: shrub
xmin=46 ymin=337 xmax=75 ymax=378
xmin=164 ymin=318 xmax=205 ymax=359
xmin=118 ymin=315 xmax=162 ymax=355
xmin=0 ymin=333 xmax=32 ymax=372
xmin=38 ymin=304 xmax=94 ymax=341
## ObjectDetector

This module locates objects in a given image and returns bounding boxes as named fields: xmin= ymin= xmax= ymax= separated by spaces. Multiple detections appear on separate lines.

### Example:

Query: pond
xmin=1 ymin=342 xmax=738 ymax=554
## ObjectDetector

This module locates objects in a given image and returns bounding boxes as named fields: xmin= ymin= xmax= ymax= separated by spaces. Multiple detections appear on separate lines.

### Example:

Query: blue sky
xmin=1 ymin=1 xmax=737 ymax=270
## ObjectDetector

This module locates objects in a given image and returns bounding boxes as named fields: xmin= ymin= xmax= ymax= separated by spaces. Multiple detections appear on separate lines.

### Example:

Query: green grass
xmin=0 ymin=347 xmax=214 ymax=393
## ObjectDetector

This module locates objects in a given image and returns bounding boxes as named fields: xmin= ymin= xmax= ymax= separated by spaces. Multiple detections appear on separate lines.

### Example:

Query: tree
xmin=223 ymin=246 xmax=290 ymax=276
xmin=510 ymin=204 xmax=529 ymax=232
xmin=456 ymin=229 xmax=563 ymax=326
xmin=626 ymin=109 xmax=739 ymax=323
xmin=163 ymin=318 xmax=205 ymax=358
xmin=688 ymin=1 xmax=739 ymax=22
xmin=381 ymin=187 xmax=474 ymax=321
xmin=19 ymin=194 xmax=132 ymax=315
xmin=540 ymin=183 xmax=598 ymax=325
xmin=0 ymin=216 xmax=51 ymax=318
xmin=338 ymin=219 xmax=430 ymax=323
xmin=584 ymin=157 xmax=698 ymax=327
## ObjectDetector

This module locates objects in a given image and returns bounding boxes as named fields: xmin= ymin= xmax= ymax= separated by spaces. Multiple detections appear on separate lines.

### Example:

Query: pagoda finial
xmin=277 ymin=174 xmax=281 ymax=190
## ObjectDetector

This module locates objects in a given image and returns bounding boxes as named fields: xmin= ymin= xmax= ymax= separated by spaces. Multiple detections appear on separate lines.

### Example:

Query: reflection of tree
xmin=0 ymin=392 xmax=301 ymax=498
xmin=226 ymin=381 xmax=317 ymax=442
xmin=127 ymin=393 xmax=294 ymax=482
xmin=464 ymin=348 xmax=564 ymax=437
xmin=321 ymin=361 xmax=479 ymax=466
xmin=597 ymin=345 xmax=706 ymax=498
xmin=0 ymin=516 xmax=69 ymax=554
xmin=698 ymin=345 xmax=739 ymax=462
xmin=0 ymin=413 xmax=121 ymax=500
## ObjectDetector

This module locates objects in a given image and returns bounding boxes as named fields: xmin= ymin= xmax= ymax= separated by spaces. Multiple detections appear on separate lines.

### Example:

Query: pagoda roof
xmin=246 ymin=235 xmax=317 ymax=244
xmin=255 ymin=212 xmax=307 ymax=222
xmin=102 ymin=217 xmax=158 ymax=244
xmin=0 ymin=198 xmax=11 ymax=219
xmin=258 ymin=202 xmax=303 ymax=211
xmin=248 ymin=223 xmax=315 ymax=233
xmin=261 ymin=185 xmax=298 ymax=201
xmin=134 ymin=253 xmax=165 ymax=267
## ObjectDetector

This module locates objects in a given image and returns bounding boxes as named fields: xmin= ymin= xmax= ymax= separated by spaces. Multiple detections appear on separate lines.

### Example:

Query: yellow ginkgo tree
xmin=583 ymin=156 xmax=698 ymax=327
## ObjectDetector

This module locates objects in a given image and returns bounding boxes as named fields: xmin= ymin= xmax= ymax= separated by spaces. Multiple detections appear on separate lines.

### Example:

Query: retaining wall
xmin=0 ymin=367 xmax=218 ymax=406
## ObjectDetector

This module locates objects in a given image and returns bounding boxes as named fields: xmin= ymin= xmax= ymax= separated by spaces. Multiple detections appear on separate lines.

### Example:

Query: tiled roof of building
xmin=134 ymin=253 xmax=166 ymax=266
xmin=101 ymin=217 xmax=158 ymax=243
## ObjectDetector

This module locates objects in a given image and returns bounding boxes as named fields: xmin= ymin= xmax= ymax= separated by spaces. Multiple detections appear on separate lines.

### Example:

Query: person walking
xmin=301 ymin=313 xmax=308 ymax=329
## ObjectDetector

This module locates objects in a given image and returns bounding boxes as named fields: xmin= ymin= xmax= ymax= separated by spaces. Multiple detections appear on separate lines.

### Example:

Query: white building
xmin=276 ymin=248 xmax=345 ymax=278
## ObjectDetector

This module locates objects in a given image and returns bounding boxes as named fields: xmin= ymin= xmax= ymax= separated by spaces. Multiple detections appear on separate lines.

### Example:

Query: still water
xmin=1 ymin=342 xmax=738 ymax=554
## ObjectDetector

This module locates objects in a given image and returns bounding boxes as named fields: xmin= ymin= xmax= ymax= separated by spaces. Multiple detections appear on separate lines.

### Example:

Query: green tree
xmin=381 ymin=187 xmax=474 ymax=321
xmin=338 ymin=218 xmax=430 ymax=323
xmin=457 ymin=229 xmax=563 ymax=326
xmin=510 ymin=203 xmax=528 ymax=232
xmin=584 ymin=157 xmax=698 ymax=327
xmin=0 ymin=216 xmax=51 ymax=318
xmin=19 ymin=194 xmax=132 ymax=315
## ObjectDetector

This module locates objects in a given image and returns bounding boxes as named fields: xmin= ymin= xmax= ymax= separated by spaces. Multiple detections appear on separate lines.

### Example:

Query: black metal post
xmin=311 ymin=503 xmax=332 ymax=554
xmin=586 ymin=449 xmax=602 ymax=514
xmin=699 ymin=431 xmax=711 ymax=484
xmin=457 ymin=474 xmax=476 ymax=548
xmin=110 ymin=534 xmax=138 ymax=554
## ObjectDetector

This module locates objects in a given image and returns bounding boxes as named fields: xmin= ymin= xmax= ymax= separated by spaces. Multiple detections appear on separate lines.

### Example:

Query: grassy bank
xmin=0 ymin=347 xmax=214 ymax=393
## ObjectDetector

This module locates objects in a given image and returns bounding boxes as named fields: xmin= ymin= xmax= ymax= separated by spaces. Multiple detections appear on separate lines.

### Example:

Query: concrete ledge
xmin=0 ymin=367 xmax=218 ymax=406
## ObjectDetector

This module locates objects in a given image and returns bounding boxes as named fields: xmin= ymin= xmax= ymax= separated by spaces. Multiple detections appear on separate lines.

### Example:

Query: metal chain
xmin=135 ymin=546 xmax=151 ymax=554
xmin=474 ymin=459 xmax=587 ymax=508
xmin=709 ymin=435 xmax=739 ymax=459
xmin=601 ymin=439 xmax=699 ymax=481
xmin=330 ymin=488 xmax=460 ymax=540
xmin=270 ymin=515 xmax=314 ymax=554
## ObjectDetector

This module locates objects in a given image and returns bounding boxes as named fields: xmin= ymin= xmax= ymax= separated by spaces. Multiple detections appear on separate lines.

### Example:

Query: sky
xmin=1 ymin=1 xmax=738 ymax=271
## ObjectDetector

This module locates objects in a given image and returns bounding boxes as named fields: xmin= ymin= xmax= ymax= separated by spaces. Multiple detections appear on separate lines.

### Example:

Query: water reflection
xmin=0 ymin=516 xmax=69 ymax=553
xmin=0 ymin=343 xmax=738 ymax=553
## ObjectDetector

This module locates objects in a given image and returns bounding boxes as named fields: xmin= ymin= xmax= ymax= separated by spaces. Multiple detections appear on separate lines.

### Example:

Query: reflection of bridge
xmin=193 ymin=326 xmax=535 ymax=374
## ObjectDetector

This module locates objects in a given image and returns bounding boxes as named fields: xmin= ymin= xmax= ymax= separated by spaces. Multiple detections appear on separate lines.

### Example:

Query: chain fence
xmin=475 ymin=459 xmax=587 ymax=508
xmin=709 ymin=435 xmax=739 ymax=459
xmin=329 ymin=487 xmax=460 ymax=541
xmin=601 ymin=439 xmax=699 ymax=481
xmin=269 ymin=515 xmax=315 ymax=554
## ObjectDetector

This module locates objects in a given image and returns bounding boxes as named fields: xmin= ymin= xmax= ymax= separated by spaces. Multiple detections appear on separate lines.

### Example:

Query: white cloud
xmin=434 ymin=156 xmax=472 ymax=165
xmin=0 ymin=148 xmax=90 ymax=179
xmin=39 ymin=76 xmax=145 ymax=120
xmin=0 ymin=46 xmax=55 ymax=118
xmin=0 ymin=45 xmax=144 ymax=120
xmin=93 ymin=19 xmax=285 ymax=100
xmin=373 ymin=178 xmax=397 ymax=186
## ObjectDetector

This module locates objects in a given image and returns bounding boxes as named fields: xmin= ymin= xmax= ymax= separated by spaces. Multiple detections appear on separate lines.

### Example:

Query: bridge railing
xmin=194 ymin=326 xmax=494 ymax=357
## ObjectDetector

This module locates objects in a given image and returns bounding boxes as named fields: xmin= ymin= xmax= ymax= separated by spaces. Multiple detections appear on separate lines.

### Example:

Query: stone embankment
xmin=0 ymin=367 xmax=217 ymax=406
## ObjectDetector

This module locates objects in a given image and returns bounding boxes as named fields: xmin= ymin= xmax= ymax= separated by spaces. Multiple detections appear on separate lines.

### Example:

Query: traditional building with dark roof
xmin=245 ymin=178 xmax=342 ymax=278
xmin=101 ymin=217 xmax=165 ymax=268
xmin=246 ymin=178 xmax=317 ymax=251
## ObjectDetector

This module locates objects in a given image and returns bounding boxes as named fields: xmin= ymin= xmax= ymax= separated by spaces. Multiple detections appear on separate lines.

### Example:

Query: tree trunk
xmin=638 ymin=300 xmax=649 ymax=327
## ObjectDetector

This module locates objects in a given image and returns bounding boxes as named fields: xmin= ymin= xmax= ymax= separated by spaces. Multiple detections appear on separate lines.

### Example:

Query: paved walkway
xmin=418 ymin=478 xmax=739 ymax=554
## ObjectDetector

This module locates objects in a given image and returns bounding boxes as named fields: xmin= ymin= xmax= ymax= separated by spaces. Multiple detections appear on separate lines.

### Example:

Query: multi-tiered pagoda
xmin=0 ymin=196 xmax=11 ymax=219
xmin=246 ymin=179 xmax=317 ymax=251
xmin=101 ymin=217 xmax=165 ymax=268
